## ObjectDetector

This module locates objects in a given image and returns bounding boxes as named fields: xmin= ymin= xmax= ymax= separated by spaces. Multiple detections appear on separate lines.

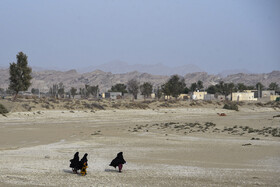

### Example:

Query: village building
xmin=191 ymin=91 xmax=207 ymax=100
xmin=231 ymin=92 xmax=257 ymax=101
xmin=103 ymin=92 xmax=122 ymax=100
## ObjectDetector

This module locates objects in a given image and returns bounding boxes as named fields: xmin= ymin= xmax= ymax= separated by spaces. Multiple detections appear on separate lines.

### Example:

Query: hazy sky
xmin=0 ymin=0 xmax=279 ymax=74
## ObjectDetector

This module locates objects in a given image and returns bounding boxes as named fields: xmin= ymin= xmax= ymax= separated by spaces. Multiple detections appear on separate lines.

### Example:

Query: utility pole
xmin=258 ymin=84 xmax=261 ymax=100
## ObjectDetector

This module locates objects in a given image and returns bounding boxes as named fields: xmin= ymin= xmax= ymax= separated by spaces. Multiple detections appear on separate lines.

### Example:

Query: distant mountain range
xmin=0 ymin=66 xmax=279 ymax=93
xmin=0 ymin=61 xmax=254 ymax=76
xmin=77 ymin=61 xmax=204 ymax=75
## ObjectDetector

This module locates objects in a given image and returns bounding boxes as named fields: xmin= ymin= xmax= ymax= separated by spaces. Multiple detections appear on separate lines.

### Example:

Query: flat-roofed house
xmin=232 ymin=92 xmax=257 ymax=101
xmin=192 ymin=91 xmax=207 ymax=100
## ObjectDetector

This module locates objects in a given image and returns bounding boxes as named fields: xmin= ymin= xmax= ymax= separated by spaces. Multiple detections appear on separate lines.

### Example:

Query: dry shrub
xmin=0 ymin=103 xmax=9 ymax=115
xmin=167 ymin=100 xmax=178 ymax=104
xmin=125 ymin=102 xmax=149 ymax=109
xmin=190 ymin=101 xmax=197 ymax=106
xmin=205 ymin=100 xmax=212 ymax=104
xmin=83 ymin=103 xmax=105 ymax=110
xmin=158 ymin=102 xmax=170 ymax=107
xmin=112 ymin=103 xmax=121 ymax=108
xmin=223 ymin=102 xmax=238 ymax=111
xmin=22 ymin=103 xmax=32 ymax=111
xmin=255 ymin=102 xmax=264 ymax=107
xmin=237 ymin=101 xmax=245 ymax=106
xmin=142 ymin=100 xmax=155 ymax=104
xmin=49 ymin=98 xmax=59 ymax=104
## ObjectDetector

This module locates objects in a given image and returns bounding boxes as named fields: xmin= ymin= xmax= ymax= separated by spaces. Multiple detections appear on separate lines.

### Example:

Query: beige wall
xmin=270 ymin=95 xmax=280 ymax=101
xmin=232 ymin=92 xmax=257 ymax=101
xmin=192 ymin=92 xmax=207 ymax=100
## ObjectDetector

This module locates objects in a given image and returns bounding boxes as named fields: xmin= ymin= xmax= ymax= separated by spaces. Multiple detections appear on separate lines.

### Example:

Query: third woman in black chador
xmin=110 ymin=152 xmax=126 ymax=172
xmin=69 ymin=152 xmax=79 ymax=174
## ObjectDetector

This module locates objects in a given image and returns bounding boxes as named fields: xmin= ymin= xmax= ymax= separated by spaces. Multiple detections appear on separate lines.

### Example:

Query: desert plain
xmin=0 ymin=99 xmax=279 ymax=187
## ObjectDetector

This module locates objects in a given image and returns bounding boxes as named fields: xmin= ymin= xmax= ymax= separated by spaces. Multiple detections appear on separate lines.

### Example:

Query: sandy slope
xmin=0 ymin=107 xmax=280 ymax=186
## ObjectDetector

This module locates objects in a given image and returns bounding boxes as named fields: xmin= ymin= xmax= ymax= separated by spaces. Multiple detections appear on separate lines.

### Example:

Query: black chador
xmin=69 ymin=152 xmax=79 ymax=173
xmin=79 ymin=153 xmax=88 ymax=176
xmin=110 ymin=152 xmax=126 ymax=172
xmin=79 ymin=153 xmax=88 ymax=169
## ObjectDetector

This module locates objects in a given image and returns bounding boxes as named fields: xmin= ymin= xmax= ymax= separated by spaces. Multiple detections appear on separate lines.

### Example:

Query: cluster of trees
xmin=49 ymin=82 xmax=65 ymax=98
xmin=5 ymin=52 xmax=280 ymax=101
xmin=107 ymin=80 xmax=153 ymax=100
xmin=79 ymin=84 xmax=99 ymax=98
xmin=207 ymin=82 xmax=279 ymax=97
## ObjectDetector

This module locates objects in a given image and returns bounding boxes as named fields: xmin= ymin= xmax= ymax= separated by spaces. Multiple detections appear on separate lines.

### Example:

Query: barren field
xmin=0 ymin=100 xmax=280 ymax=186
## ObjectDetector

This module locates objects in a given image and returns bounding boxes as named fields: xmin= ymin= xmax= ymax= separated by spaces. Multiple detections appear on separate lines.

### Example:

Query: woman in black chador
xmin=79 ymin=153 xmax=88 ymax=176
xmin=110 ymin=152 xmax=126 ymax=172
xmin=69 ymin=152 xmax=79 ymax=174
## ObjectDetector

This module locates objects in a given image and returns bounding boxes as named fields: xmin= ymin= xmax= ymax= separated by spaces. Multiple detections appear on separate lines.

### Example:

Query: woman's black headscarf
xmin=80 ymin=153 xmax=88 ymax=163
xmin=109 ymin=152 xmax=126 ymax=168
xmin=78 ymin=153 xmax=88 ymax=169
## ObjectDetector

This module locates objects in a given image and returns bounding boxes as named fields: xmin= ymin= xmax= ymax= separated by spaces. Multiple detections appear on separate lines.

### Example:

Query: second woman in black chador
xmin=79 ymin=153 xmax=88 ymax=176
xmin=110 ymin=152 xmax=126 ymax=172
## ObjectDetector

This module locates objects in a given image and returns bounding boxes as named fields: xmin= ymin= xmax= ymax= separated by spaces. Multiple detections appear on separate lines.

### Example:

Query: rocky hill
xmin=0 ymin=68 xmax=279 ymax=93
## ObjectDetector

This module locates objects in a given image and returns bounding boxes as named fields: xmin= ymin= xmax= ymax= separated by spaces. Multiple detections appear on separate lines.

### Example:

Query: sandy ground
xmin=0 ymin=106 xmax=280 ymax=186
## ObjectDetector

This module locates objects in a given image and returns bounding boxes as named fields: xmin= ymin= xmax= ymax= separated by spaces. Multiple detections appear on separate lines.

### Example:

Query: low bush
xmin=223 ymin=103 xmax=238 ymax=111
xmin=0 ymin=103 xmax=9 ymax=116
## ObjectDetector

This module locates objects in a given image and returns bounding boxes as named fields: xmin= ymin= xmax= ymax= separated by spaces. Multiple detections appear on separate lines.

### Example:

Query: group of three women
xmin=69 ymin=152 xmax=126 ymax=175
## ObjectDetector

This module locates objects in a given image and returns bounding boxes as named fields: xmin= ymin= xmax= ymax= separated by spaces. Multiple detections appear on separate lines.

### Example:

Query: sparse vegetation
xmin=127 ymin=79 xmax=139 ymax=100
xmin=0 ymin=103 xmax=9 ymax=116
xmin=22 ymin=103 xmax=32 ymax=111
xmin=223 ymin=102 xmax=238 ymax=111
xmin=70 ymin=87 xmax=77 ymax=99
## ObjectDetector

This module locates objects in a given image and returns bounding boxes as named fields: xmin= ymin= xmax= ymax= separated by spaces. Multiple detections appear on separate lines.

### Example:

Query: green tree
xmin=228 ymin=82 xmax=235 ymax=99
xmin=197 ymin=80 xmax=204 ymax=90
xmin=49 ymin=84 xmax=58 ymax=98
xmin=183 ymin=87 xmax=190 ymax=94
xmin=88 ymin=85 xmax=99 ymax=98
xmin=268 ymin=82 xmax=279 ymax=91
xmin=155 ymin=86 xmax=162 ymax=100
xmin=79 ymin=87 xmax=87 ymax=98
xmin=9 ymin=52 xmax=32 ymax=100
xmin=70 ymin=87 xmax=77 ymax=99
xmin=216 ymin=81 xmax=235 ymax=99
xmin=247 ymin=85 xmax=255 ymax=90
xmin=206 ymin=85 xmax=217 ymax=94
xmin=190 ymin=83 xmax=197 ymax=92
xmin=256 ymin=82 xmax=264 ymax=90
xmin=84 ymin=85 xmax=90 ymax=98
xmin=31 ymin=88 xmax=39 ymax=95
xmin=140 ymin=82 xmax=153 ymax=99
xmin=127 ymin=79 xmax=139 ymax=100
xmin=83 ymin=84 xmax=99 ymax=98
xmin=109 ymin=83 xmax=128 ymax=95
xmin=162 ymin=75 xmax=186 ymax=98
xmin=58 ymin=82 xmax=65 ymax=98
xmin=236 ymin=83 xmax=247 ymax=92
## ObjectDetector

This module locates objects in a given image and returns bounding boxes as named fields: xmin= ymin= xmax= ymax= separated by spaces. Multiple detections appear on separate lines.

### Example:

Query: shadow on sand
xmin=104 ymin=168 xmax=118 ymax=173
xmin=63 ymin=169 xmax=74 ymax=174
